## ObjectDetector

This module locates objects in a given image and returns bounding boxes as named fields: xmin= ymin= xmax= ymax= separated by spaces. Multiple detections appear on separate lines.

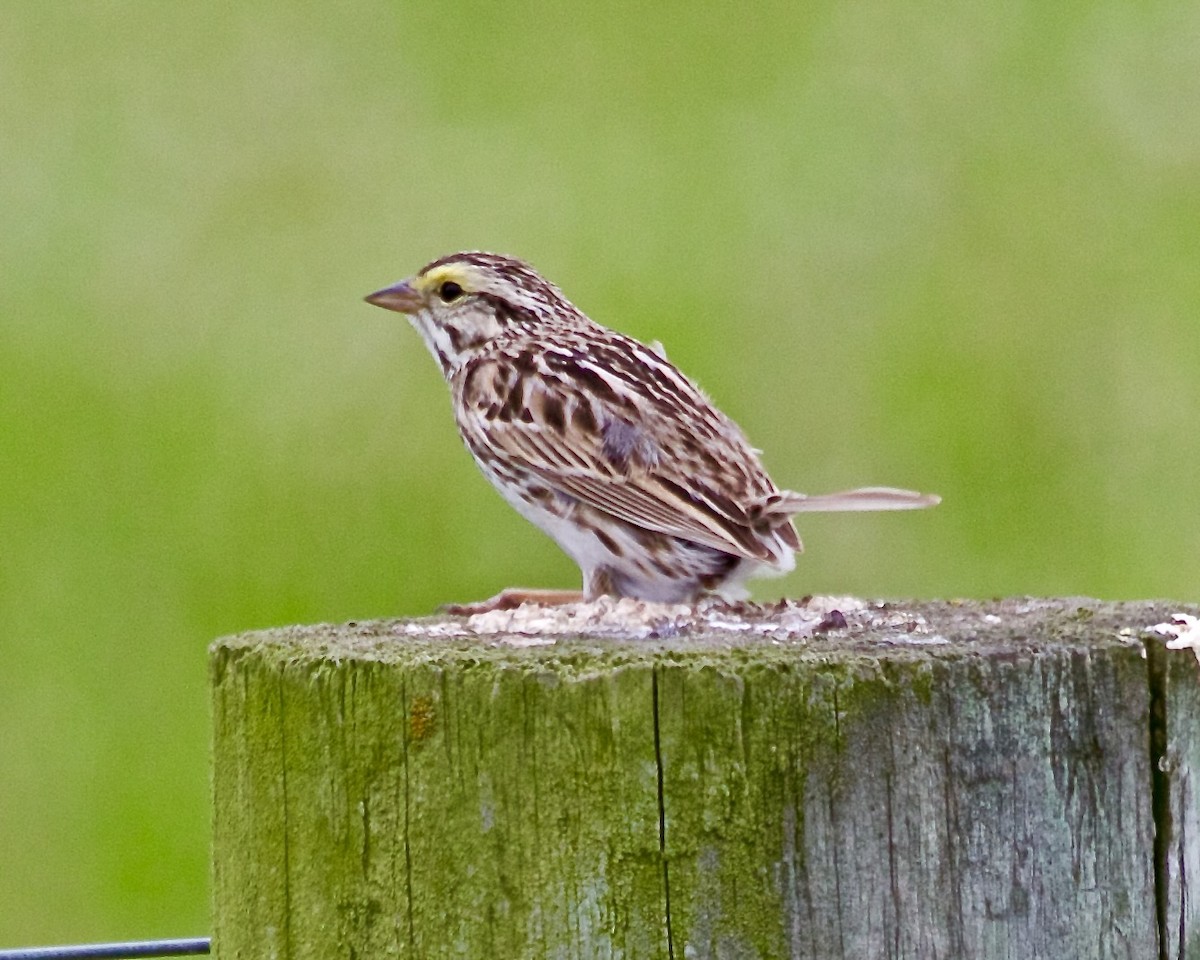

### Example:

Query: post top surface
xmin=211 ymin=596 xmax=1197 ymax=671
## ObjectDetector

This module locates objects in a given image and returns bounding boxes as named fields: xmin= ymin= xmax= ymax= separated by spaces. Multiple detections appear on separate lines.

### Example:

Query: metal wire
xmin=0 ymin=939 xmax=210 ymax=960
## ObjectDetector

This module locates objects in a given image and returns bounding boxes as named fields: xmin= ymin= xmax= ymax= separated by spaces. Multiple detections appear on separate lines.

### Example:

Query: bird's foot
xmin=441 ymin=588 xmax=585 ymax=616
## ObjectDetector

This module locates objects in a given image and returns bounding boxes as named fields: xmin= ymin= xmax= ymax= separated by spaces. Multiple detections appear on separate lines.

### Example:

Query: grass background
xmin=2 ymin=0 xmax=1197 ymax=942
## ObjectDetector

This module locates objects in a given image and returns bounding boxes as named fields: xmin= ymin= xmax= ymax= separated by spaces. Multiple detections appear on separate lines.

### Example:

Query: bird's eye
xmin=439 ymin=281 xmax=464 ymax=303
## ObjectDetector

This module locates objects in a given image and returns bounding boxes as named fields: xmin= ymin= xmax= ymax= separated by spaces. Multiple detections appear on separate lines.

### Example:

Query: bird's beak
xmin=364 ymin=279 xmax=423 ymax=314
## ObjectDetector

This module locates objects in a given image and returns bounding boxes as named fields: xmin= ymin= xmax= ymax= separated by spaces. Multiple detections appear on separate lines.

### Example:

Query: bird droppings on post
xmin=313 ymin=595 xmax=971 ymax=647
xmin=1153 ymin=613 xmax=1200 ymax=667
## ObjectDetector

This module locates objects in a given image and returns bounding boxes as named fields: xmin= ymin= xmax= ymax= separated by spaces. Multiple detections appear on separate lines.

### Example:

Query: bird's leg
xmin=441 ymin=588 xmax=585 ymax=616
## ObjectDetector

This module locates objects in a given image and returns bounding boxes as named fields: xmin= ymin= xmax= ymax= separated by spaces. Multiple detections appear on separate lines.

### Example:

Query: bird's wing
xmin=456 ymin=348 xmax=786 ymax=562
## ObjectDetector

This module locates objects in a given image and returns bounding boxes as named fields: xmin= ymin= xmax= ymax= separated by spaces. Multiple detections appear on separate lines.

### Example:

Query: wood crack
xmin=1145 ymin=637 xmax=1171 ymax=960
xmin=652 ymin=668 xmax=675 ymax=960
xmin=277 ymin=669 xmax=293 ymax=960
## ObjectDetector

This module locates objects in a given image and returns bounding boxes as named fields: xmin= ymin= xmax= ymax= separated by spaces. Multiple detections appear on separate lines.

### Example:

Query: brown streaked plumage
xmin=366 ymin=252 xmax=939 ymax=611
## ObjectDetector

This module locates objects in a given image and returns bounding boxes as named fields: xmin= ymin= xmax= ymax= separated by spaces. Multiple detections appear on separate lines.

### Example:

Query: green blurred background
xmin=2 ymin=0 xmax=1197 ymax=943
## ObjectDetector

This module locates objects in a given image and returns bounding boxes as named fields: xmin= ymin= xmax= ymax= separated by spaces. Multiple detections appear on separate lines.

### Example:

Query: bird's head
xmin=365 ymin=251 xmax=589 ymax=373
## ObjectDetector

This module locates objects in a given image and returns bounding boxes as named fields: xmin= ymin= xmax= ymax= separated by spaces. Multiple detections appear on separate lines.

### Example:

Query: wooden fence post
xmin=210 ymin=597 xmax=1200 ymax=959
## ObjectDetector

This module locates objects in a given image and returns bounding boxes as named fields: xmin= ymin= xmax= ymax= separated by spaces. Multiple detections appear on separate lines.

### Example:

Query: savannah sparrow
xmin=366 ymin=252 xmax=938 ymax=611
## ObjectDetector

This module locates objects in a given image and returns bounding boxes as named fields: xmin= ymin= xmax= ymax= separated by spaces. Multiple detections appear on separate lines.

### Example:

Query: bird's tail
xmin=757 ymin=486 xmax=941 ymax=516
